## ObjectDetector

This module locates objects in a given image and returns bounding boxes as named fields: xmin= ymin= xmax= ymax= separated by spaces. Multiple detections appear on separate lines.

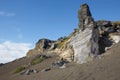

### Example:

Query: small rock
xmin=59 ymin=64 xmax=66 ymax=69
xmin=33 ymin=69 xmax=38 ymax=73
xmin=51 ymin=60 xmax=68 ymax=68
xmin=102 ymin=21 xmax=112 ymax=27
xmin=105 ymin=27 xmax=115 ymax=33
xmin=24 ymin=69 xmax=31 ymax=75
xmin=41 ymin=68 xmax=51 ymax=72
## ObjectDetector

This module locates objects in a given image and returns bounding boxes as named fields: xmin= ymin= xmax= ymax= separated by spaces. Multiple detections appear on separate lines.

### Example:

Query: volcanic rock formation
xmin=70 ymin=4 xmax=99 ymax=63
xmin=27 ymin=4 xmax=120 ymax=64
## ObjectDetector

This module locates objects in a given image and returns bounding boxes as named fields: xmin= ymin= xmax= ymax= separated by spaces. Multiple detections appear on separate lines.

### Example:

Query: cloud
xmin=0 ymin=11 xmax=15 ymax=17
xmin=0 ymin=41 xmax=32 ymax=63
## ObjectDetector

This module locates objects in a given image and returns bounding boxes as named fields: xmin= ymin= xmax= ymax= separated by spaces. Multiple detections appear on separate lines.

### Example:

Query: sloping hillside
xmin=0 ymin=3 xmax=120 ymax=80
xmin=0 ymin=42 xmax=120 ymax=80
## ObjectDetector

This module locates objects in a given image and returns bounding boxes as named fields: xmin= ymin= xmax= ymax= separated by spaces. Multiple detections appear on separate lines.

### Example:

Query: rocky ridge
xmin=27 ymin=4 xmax=120 ymax=64
xmin=0 ymin=3 xmax=120 ymax=80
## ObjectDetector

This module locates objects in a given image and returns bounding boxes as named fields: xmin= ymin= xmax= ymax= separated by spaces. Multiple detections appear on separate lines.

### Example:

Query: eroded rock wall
xmin=70 ymin=4 xmax=99 ymax=63
xmin=26 ymin=4 xmax=120 ymax=64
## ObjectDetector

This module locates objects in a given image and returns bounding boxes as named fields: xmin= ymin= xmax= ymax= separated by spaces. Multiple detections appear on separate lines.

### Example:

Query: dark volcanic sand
xmin=0 ymin=43 xmax=120 ymax=80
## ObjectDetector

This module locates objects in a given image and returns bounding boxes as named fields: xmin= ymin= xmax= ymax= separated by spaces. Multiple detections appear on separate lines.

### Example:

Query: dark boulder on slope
xmin=35 ymin=38 xmax=55 ymax=50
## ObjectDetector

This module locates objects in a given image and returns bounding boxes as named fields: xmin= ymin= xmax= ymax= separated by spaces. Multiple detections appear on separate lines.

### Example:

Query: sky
xmin=0 ymin=0 xmax=120 ymax=63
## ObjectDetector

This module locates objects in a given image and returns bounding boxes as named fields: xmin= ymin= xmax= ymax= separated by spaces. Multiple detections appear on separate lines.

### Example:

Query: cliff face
xmin=70 ymin=4 xmax=99 ymax=63
xmin=27 ymin=4 xmax=120 ymax=64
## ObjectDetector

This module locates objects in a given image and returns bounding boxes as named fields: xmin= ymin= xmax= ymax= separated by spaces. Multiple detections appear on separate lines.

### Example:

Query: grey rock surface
xmin=70 ymin=4 xmax=99 ymax=63
xmin=78 ymin=4 xmax=92 ymax=31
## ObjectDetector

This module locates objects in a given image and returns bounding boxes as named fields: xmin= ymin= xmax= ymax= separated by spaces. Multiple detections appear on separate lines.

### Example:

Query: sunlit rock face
xmin=70 ymin=4 xmax=99 ymax=64
xmin=27 ymin=39 xmax=57 ymax=57
xmin=26 ymin=3 xmax=120 ymax=64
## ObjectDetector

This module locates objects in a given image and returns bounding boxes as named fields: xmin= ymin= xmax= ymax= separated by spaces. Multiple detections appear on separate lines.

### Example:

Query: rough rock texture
xmin=27 ymin=4 xmax=100 ymax=63
xmin=70 ymin=4 xmax=99 ymax=63
xmin=70 ymin=28 xmax=92 ymax=63
xmin=59 ymin=45 xmax=74 ymax=62
xmin=1 ymin=3 xmax=120 ymax=80
xmin=35 ymin=38 xmax=56 ymax=51
xmin=96 ymin=20 xmax=120 ymax=54
xmin=91 ymin=24 xmax=100 ymax=57
xmin=27 ymin=39 xmax=57 ymax=57
xmin=26 ymin=4 xmax=120 ymax=64
xmin=78 ymin=3 xmax=92 ymax=31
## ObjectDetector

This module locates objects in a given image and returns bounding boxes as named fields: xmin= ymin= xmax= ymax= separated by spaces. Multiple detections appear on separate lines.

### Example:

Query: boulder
xmin=41 ymin=68 xmax=51 ymax=72
xmin=96 ymin=20 xmax=112 ymax=27
xmin=24 ymin=69 xmax=31 ymax=75
xmin=102 ymin=21 xmax=112 ymax=27
xmin=33 ymin=69 xmax=38 ymax=73
xmin=21 ymin=69 xmax=39 ymax=75
xmin=35 ymin=38 xmax=55 ymax=51
xmin=59 ymin=64 xmax=66 ymax=69
xmin=51 ymin=59 xmax=68 ymax=68
xmin=109 ymin=33 xmax=120 ymax=43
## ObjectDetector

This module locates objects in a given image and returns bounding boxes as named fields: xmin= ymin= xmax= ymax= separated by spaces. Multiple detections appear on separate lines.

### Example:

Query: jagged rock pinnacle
xmin=69 ymin=3 xmax=100 ymax=63
xmin=26 ymin=4 xmax=120 ymax=64
xmin=78 ymin=4 xmax=93 ymax=31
